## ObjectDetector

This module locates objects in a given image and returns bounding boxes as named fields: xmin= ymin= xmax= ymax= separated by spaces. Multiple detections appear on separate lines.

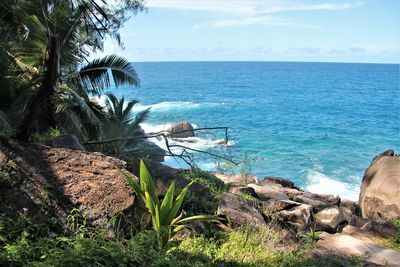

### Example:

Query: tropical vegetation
xmin=0 ymin=0 xmax=147 ymax=154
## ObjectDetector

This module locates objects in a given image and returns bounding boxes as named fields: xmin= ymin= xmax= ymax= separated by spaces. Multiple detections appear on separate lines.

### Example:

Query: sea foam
xmin=306 ymin=170 xmax=360 ymax=201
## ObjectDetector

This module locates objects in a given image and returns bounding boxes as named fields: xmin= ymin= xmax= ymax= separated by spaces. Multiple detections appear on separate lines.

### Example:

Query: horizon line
xmin=129 ymin=60 xmax=400 ymax=65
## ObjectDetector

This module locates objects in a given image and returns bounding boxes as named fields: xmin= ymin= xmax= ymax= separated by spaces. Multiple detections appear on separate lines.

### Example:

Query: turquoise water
xmin=108 ymin=62 xmax=400 ymax=200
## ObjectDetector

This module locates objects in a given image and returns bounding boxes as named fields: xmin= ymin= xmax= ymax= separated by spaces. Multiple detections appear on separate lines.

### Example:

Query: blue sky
xmin=98 ymin=0 xmax=400 ymax=63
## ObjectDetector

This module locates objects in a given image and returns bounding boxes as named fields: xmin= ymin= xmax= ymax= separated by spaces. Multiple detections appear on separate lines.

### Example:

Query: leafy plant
xmin=300 ymin=229 xmax=322 ymax=243
xmin=395 ymin=220 xmax=400 ymax=244
xmin=119 ymin=160 xmax=220 ymax=247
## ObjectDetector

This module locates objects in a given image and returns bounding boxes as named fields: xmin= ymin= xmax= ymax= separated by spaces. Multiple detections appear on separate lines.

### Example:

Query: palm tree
xmin=0 ymin=0 xmax=145 ymax=140
xmin=96 ymin=92 xmax=150 ymax=157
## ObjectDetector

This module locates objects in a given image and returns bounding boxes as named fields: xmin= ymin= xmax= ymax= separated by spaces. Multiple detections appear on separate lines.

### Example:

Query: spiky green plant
xmin=119 ymin=161 xmax=219 ymax=247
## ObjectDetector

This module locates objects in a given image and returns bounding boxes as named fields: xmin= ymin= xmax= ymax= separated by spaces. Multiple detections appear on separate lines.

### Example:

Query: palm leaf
xmin=67 ymin=54 xmax=140 ymax=95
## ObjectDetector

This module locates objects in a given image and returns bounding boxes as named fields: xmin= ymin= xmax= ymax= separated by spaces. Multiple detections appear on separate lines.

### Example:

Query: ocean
xmin=106 ymin=61 xmax=400 ymax=201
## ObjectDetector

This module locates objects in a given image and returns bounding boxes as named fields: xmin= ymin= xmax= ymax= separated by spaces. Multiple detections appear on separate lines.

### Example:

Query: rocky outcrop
xmin=0 ymin=139 xmax=144 ymax=234
xmin=314 ymin=206 xmax=347 ymax=230
xmin=359 ymin=150 xmax=400 ymax=221
xmin=317 ymin=226 xmax=400 ymax=266
xmin=167 ymin=122 xmax=195 ymax=138
xmin=217 ymin=192 xmax=266 ymax=228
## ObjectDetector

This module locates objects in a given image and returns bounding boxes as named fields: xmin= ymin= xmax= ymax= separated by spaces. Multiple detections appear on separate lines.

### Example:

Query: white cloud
xmin=146 ymin=0 xmax=365 ymax=16
xmin=212 ymin=16 xmax=321 ymax=29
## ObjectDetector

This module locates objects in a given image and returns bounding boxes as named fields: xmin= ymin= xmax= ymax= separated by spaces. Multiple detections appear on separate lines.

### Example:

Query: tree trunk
xmin=16 ymin=35 xmax=60 ymax=141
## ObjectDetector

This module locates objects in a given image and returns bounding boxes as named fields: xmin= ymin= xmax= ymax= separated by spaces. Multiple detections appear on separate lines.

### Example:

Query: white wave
xmin=91 ymin=97 xmax=210 ymax=113
xmin=306 ymin=170 xmax=360 ymax=201
xmin=130 ymin=101 xmax=209 ymax=113
xmin=140 ymin=122 xmax=234 ymax=156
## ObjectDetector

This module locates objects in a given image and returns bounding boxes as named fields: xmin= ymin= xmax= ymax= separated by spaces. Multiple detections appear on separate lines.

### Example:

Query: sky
xmin=97 ymin=0 xmax=400 ymax=63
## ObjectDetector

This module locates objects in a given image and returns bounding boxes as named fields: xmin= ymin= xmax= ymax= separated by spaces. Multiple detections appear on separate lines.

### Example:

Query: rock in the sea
xmin=314 ymin=206 xmax=348 ymax=230
xmin=0 ymin=139 xmax=145 ymax=234
xmin=167 ymin=121 xmax=195 ymax=138
xmin=359 ymin=150 xmax=400 ymax=221
xmin=46 ymin=134 xmax=86 ymax=151
xmin=217 ymin=192 xmax=266 ymax=228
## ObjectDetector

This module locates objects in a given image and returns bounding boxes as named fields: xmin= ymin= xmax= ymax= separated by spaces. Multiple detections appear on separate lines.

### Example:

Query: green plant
xmin=186 ymin=168 xmax=226 ymax=197
xmin=0 ymin=171 xmax=11 ymax=186
xmin=300 ymin=229 xmax=322 ymax=243
xmin=28 ymin=128 xmax=61 ymax=144
xmin=119 ymin=160 xmax=220 ymax=247
xmin=395 ymin=220 xmax=400 ymax=244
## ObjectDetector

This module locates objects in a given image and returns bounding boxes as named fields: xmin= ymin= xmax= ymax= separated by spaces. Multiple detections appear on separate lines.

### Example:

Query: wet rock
xmin=359 ymin=150 xmax=400 ymax=221
xmin=168 ymin=121 xmax=195 ymax=138
xmin=217 ymin=192 xmax=266 ymax=228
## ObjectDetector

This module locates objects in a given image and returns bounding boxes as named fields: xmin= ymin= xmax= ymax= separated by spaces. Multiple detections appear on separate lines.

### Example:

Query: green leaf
xmin=165 ymin=181 xmax=193 ymax=224
xmin=159 ymin=181 xmax=175 ymax=225
xmin=117 ymin=168 xmax=144 ymax=198
xmin=140 ymin=160 xmax=159 ymax=207
xmin=173 ymin=215 xmax=220 ymax=226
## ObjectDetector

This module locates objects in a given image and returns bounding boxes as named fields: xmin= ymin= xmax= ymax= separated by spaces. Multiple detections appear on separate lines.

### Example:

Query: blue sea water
xmin=108 ymin=61 xmax=400 ymax=200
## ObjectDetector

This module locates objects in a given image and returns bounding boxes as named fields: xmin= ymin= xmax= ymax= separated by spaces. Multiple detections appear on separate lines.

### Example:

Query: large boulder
xmin=0 ymin=139 xmax=144 ymax=234
xmin=359 ymin=150 xmax=400 ymax=221
xmin=217 ymin=192 xmax=266 ymax=228
xmin=167 ymin=122 xmax=195 ymax=138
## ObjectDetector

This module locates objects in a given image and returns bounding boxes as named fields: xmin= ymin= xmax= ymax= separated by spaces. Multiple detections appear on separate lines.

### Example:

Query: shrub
xmin=119 ymin=160 xmax=219 ymax=247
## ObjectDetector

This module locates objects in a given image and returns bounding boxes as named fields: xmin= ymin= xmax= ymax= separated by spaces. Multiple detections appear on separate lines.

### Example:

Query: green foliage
xmin=119 ymin=160 xmax=219 ymax=247
xmin=299 ymin=229 xmax=322 ymax=244
xmin=186 ymin=168 xmax=226 ymax=197
xmin=0 ymin=171 xmax=11 ymax=187
xmin=28 ymin=128 xmax=61 ymax=144
xmin=395 ymin=220 xmax=400 ymax=244
xmin=239 ymin=192 xmax=258 ymax=203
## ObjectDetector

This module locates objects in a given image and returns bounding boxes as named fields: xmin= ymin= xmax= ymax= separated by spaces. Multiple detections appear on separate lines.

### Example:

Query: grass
xmin=0 ymin=209 xmax=365 ymax=266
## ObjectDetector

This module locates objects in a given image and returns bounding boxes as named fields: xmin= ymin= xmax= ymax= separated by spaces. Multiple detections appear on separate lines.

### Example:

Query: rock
xmin=46 ymin=135 xmax=86 ymax=151
xmin=261 ymin=176 xmax=295 ymax=188
xmin=275 ymin=203 xmax=314 ymax=225
xmin=214 ymin=172 xmax=260 ymax=186
xmin=340 ymin=199 xmax=360 ymax=219
xmin=359 ymin=150 xmax=400 ymax=221
xmin=349 ymin=215 xmax=369 ymax=228
xmin=167 ymin=122 xmax=195 ymax=138
xmin=360 ymin=220 xmax=398 ymax=239
xmin=314 ymin=206 xmax=348 ymax=230
xmin=262 ymin=199 xmax=300 ymax=213
xmin=317 ymin=226 xmax=400 ymax=266
xmin=129 ymin=140 xmax=165 ymax=162
xmin=248 ymin=183 xmax=290 ymax=201
xmin=293 ymin=192 xmax=340 ymax=212
xmin=0 ymin=139 xmax=144 ymax=234
xmin=217 ymin=192 xmax=266 ymax=228
xmin=229 ymin=186 xmax=258 ymax=198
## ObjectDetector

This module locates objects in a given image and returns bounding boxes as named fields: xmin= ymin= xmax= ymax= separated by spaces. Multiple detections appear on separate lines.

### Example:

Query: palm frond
xmin=66 ymin=54 xmax=140 ymax=95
